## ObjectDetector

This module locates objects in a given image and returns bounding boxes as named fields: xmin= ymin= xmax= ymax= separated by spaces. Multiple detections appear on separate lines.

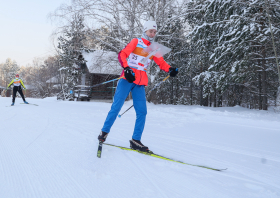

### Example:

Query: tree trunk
xmin=190 ymin=78 xmax=193 ymax=105
xmin=260 ymin=7 xmax=267 ymax=110
xmin=200 ymin=64 xmax=203 ymax=106
xmin=171 ymin=78 xmax=174 ymax=104
xmin=276 ymin=86 xmax=280 ymax=110
xmin=204 ymin=94 xmax=209 ymax=106
xmin=258 ymin=71 xmax=262 ymax=110
xmin=200 ymin=85 xmax=203 ymax=106
xmin=214 ymin=87 xmax=217 ymax=107
xmin=261 ymin=48 xmax=267 ymax=110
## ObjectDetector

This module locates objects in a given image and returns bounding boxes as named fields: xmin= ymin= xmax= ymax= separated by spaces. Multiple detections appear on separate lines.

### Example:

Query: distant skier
xmin=98 ymin=20 xmax=178 ymax=152
xmin=7 ymin=74 xmax=29 ymax=106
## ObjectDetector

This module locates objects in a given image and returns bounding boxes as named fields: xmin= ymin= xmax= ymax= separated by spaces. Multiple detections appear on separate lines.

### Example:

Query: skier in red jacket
xmin=98 ymin=20 xmax=178 ymax=152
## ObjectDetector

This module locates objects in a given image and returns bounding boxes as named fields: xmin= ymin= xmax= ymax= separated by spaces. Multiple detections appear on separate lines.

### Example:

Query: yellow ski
xmin=104 ymin=143 xmax=227 ymax=172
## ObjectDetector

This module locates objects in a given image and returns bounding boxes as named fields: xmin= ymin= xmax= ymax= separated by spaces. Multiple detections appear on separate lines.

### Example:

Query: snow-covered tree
xmin=56 ymin=14 xmax=90 ymax=100
xmin=16 ymin=56 xmax=61 ymax=98
xmin=150 ymin=14 xmax=189 ymax=105
xmin=2 ymin=58 xmax=20 ymax=86
xmin=51 ymin=0 xmax=190 ymax=103
xmin=186 ymin=0 xmax=280 ymax=109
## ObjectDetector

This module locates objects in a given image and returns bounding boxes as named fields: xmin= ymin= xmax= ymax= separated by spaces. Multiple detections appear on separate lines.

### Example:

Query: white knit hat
xmin=143 ymin=21 xmax=157 ymax=32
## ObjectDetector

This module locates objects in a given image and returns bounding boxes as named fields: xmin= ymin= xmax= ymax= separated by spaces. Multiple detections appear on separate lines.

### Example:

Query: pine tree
xmin=186 ymin=0 xmax=280 ymax=109
xmin=185 ymin=0 xmax=225 ymax=106
xmin=149 ymin=12 xmax=189 ymax=105
xmin=57 ymin=14 xmax=90 ymax=100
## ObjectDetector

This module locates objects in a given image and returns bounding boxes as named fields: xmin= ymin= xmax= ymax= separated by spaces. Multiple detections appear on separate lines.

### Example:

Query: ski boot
xmin=98 ymin=131 xmax=108 ymax=142
xmin=24 ymin=101 xmax=29 ymax=104
xmin=11 ymin=102 xmax=14 ymax=106
xmin=129 ymin=139 xmax=151 ymax=153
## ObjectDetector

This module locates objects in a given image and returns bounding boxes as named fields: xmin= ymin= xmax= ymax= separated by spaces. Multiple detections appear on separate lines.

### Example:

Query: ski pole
xmin=118 ymin=75 xmax=170 ymax=118
xmin=88 ymin=76 xmax=124 ymax=88
xmin=146 ymin=75 xmax=170 ymax=96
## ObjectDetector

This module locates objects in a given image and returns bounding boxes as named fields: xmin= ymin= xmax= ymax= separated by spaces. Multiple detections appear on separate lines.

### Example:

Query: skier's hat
xmin=143 ymin=21 xmax=157 ymax=32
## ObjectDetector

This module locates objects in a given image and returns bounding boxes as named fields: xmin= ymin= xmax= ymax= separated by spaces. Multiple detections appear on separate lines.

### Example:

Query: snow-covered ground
xmin=0 ymin=96 xmax=280 ymax=198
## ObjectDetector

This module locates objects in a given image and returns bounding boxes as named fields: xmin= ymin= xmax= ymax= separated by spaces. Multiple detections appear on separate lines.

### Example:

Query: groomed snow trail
xmin=0 ymin=97 xmax=280 ymax=198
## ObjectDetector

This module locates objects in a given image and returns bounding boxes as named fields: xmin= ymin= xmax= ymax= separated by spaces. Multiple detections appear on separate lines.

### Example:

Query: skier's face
xmin=145 ymin=29 xmax=157 ymax=38
xmin=16 ymin=75 xmax=19 ymax=78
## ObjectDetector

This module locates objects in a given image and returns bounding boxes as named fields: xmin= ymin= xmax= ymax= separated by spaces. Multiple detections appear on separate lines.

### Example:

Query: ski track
xmin=0 ymin=103 xmax=92 ymax=197
xmin=119 ymin=149 xmax=233 ymax=198
xmin=3 ymin=134 xmax=65 ymax=198
xmin=148 ymin=134 xmax=280 ymax=188
xmin=0 ymin=129 xmax=38 ymax=197
xmin=80 ymin=114 xmax=280 ymax=192
xmin=151 ymin=107 xmax=280 ymax=131
xmin=1 ymin=129 xmax=93 ymax=197
xmin=224 ymin=162 xmax=280 ymax=189
xmin=123 ymin=151 xmax=168 ymax=198
xmin=1 ymin=98 xmax=280 ymax=198
xmin=30 ymin=142 xmax=93 ymax=198
xmin=205 ymin=120 xmax=280 ymax=131
xmin=108 ymin=145 xmax=202 ymax=198
xmin=25 ymin=117 xmax=50 ymax=149
xmin=159 ymin=135 xmax=280 ymax=163
xmin=98 ymin=144 xmax=172 ymax=198
xmin=2 ymin=112 xmax=16 ymax=121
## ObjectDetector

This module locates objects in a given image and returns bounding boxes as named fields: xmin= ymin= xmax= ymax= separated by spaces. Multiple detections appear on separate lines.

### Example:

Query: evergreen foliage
xmin=150 ymin=14 xmax=189 ymax=105
xmin=57 ymin=14 xmax=90 ymax=100
xmin=41 ymin=0 xmax=280 ymax=109
xmin=186 ymin=0 xmax=280 ymax=109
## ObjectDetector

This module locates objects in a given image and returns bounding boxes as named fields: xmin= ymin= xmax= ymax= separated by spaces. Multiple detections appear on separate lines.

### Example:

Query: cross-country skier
xmin=98 ymin=20 xmax=178 ymax=152
xmin=7 ymin=74 xmax=29 ymax=106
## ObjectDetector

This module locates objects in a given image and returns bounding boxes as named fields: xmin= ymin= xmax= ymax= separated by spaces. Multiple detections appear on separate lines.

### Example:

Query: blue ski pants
xmin=101 ymin=79 xmax=147 ymax=140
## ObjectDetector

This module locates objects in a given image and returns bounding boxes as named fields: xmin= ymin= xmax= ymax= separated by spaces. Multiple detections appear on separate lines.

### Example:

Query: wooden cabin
xmin=75 ymin=50 xmax=123 ymax=101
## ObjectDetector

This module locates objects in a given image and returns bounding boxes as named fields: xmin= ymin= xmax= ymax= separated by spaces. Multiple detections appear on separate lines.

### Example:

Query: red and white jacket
xmin=118 ymin=38 xmax=171 ymax=86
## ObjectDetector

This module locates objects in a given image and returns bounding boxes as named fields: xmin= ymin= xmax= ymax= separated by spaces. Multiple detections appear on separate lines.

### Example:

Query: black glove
xmin=124 ymin=67 xmax=135 ymax=83
xmin=169 ymin=67 xmax=178 ymax=77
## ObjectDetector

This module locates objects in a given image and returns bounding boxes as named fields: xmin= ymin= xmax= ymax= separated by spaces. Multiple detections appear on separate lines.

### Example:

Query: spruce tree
xmin=57 ymin=14 xmax=89 ymax=100
xmin=186 ymin=0 xmax=280 ymax=109
xmin=149 ymin=14 xmax=188 ymax=105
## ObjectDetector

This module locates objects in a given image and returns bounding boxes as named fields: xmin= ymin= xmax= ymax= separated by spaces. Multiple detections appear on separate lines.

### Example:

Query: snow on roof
xmin=25 ymin=85 xmax=35 ymax=89
xmin=82 ymin=50 xmax=123 ymax=75
xmin=46 ymin=76 xmax=59 ymax=84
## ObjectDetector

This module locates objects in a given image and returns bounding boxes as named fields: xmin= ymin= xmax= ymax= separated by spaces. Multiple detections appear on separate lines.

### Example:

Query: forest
xmin=1 ymin=0 xmax=280 ymax=110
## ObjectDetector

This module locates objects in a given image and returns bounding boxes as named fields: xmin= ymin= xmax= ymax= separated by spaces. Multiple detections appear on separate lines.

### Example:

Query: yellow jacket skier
xmin=7 ymin=74 xmax=29 ymax=106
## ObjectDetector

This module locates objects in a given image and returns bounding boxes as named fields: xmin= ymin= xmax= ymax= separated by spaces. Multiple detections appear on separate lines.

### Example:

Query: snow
xmin=82 ymin=50 xmax=123 ymax=75
xmin=0 ymin=96 xmax=280 ymax=198
xmin=24 ymin=85 xmax=35 ymax=89
xmin=46 ymin=76 xmax=59 ymax=84
xmin=74 ymin=93 xmax=88 ymax=97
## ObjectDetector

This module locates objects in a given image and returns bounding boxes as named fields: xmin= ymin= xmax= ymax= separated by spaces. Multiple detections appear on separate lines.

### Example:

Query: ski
xmin=97 ymin=141 xmax=103 ymax=158
xmin=20 ymin=103 xmax=38 ymax=106
xmin=104 ymin=143 xmax=227 ymax=172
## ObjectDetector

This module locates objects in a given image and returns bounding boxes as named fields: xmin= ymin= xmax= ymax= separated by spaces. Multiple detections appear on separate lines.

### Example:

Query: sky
xmin=0 ymin=0 xmax=70 ymax=66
